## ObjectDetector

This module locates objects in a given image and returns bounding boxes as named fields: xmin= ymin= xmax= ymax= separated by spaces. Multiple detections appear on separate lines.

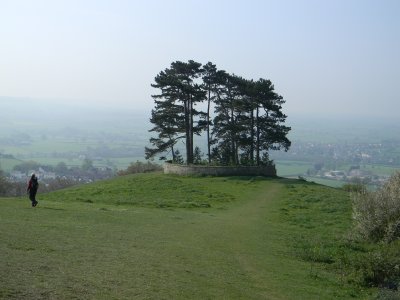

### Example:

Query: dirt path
xmin=178 ymin=181 xmax=287 ymax=299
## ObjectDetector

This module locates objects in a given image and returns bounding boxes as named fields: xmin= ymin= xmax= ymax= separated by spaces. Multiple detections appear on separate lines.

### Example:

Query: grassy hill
xmin=0 ymin=173 xmax=376 ymax=299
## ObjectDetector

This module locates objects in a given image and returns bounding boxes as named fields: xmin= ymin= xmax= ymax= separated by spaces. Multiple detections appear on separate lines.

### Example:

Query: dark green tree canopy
xmin=146 ymin=60 xmax=206 ymax=163
xmin=146 ymin=60 xmax=291 ymax=166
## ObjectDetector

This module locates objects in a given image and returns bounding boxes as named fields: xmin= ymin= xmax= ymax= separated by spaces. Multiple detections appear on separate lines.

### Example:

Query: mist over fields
xmin=0 ymin=97 xmax=149 ymax=134
xmin=2 ymin=96 xmax=398 ymax=143
xmin=1 ymin=97 xmax=399 ymax=188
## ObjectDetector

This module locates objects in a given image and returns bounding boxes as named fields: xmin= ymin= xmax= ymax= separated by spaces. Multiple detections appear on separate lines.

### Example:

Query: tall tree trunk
xmin=235 ymin=141 xmax=239 ymax=165
xmin=256 ymin=107 xmax=260 ymax=165
xmin=171 ymin=145 xmax=175 ymax=161
xmin=189 ymin=97 xmax=194 ymax=164
xmin=230 ymin=107 xmax=238 ymax=165
xmin=207 ymin=86 xmax=211 ymax=164
xmin=250 ymin=108 xmax=255 ymax=164
xmin=184 ymin=100 xmax=191 ymax=164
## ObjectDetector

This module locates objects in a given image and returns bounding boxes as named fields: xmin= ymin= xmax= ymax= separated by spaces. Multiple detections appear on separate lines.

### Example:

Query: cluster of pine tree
xmin=146 ymin=60 xmax=291 ymax=166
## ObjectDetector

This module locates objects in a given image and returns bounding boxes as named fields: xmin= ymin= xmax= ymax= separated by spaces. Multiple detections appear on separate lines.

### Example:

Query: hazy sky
xmin=1 ymin=0 xmax=399 ymax=118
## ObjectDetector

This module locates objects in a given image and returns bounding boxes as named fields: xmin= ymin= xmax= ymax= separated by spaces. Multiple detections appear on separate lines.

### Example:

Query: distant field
xmin=288 ymin=116 xmax=400 ymax=143
xmin=333 ymin=163 xmax=398 ymax=176
xmin=274 ymin=160 xmax=311 ymax=177
xmin=1 ymin=137 xmax=144 ymax=156
xmin=28 ymin=157 xmax=144 ymax=170
xmin=0 ymin=157 xmax=24 ymax=173
xmin=1 ymin=139 xmax=97 ymax=155
xmin=0 ymin=134 xmax=145 ymax=172
xmin=303 ymin=177 xmax=346 ymax=188
xmin=0 ymin=174 xmax=376 ymax=299
xmin=275 ymin=160 xmax=399 ymax=188
xmin=0 ymin=156 xmax=144 ymax=173
xmin=358 ymin=164 xmax=399 ymax=176
xmin=0 ymin=100 xmax=149 ymax=172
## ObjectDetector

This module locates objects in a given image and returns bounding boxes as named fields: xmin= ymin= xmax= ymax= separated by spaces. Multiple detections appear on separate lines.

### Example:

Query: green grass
xmin=0 ymin=173 xmax=376 ymax=299
xmin=42 ymin=173 xmax=240 ymax=209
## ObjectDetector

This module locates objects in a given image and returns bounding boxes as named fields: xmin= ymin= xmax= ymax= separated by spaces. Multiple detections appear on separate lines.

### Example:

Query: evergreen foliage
xmin=146 ymin=60 xmax=206 ymax=164
xmin=147 ymin=60 xmax=291 ymax=165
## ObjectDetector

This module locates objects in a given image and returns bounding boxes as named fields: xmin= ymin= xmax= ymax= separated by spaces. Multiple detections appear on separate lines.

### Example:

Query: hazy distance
xmin=0 ymin=0 xmax=399 ymax=120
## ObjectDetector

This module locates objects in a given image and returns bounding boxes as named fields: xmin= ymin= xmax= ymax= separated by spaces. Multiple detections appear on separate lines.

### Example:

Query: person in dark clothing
xmin=27 ymin=173 xmax=39 ymax=207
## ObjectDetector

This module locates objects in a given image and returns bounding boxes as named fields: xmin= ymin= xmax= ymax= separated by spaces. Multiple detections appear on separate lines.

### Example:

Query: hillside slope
xmin=0 ymin=174 xmax=375 ymax=299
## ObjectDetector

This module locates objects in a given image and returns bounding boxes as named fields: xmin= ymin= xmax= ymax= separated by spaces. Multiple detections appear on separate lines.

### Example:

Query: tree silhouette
xmin=147 ymin=60 xmax=291 ymax=166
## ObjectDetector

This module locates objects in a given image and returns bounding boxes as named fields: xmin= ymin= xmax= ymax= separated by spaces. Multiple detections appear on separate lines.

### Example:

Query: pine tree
xmin=212 ymin=73 xmax=247 ymax=165
xmin=145 ymin=102 xmax=183 ymax=161
xmin=148 ymin=60 xmax=206 ymax=163
xmin=201 ymin=62 xmax=218 ymax=164
xmin=253 ymin=78 xmax=291 ymax=165
xmin=147 ymin=60 xmax=291 ymax=166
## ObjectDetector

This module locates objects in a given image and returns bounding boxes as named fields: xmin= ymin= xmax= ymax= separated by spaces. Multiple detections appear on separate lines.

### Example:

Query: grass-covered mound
xmin=40 ymin=173 xmax=246 ymax=208
xmin=0 ymin=173 xmax=376 ymax=299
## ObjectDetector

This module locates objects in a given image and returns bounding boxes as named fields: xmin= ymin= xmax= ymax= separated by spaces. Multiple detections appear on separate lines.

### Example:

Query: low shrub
xmin=377 ymin=288 xmax=400 ymax=300
xmin=352 ymin=172 xmax=400 ymax=243
xmin=117 ymin=161 xmax=162 ymax=176
xmin=342 ymin=183 xmax=366 ymax=193
xmin=351 ymin=241 xmax=400 ymax=288
xmin=0 ymin=170 xmax=11 ymax=196
xmin=348 ymin=172 xmax=400 ymax=290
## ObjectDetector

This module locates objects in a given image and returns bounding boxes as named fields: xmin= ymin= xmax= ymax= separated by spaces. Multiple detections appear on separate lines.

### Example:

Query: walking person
xmin=27 ymin=173 xmax=39 ymax=207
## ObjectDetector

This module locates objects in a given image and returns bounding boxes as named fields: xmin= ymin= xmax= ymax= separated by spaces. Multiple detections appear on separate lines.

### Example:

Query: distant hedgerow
xmin=342 ymin=183 xmax=366 ymax=193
